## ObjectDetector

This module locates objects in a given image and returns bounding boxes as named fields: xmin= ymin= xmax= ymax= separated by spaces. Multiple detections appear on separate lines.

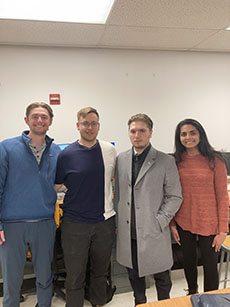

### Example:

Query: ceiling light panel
xmin=0 ymin=0 xmax=115 ymax=24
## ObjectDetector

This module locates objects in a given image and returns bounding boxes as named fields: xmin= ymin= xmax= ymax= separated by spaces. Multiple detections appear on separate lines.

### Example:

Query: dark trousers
xmin=177 ymin=224 xmax=219 ymax=292
xmin=127 ymin=239 xmax=172 ymax=306
xmin=61 ymin=216 xmax=115 ymax=307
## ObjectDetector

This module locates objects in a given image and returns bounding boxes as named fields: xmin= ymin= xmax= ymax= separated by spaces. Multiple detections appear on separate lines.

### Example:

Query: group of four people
xmin=0 ymin=102 xmax=229 ymax=307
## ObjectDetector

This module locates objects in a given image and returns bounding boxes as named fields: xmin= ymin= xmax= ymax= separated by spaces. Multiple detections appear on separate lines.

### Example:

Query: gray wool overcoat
xmin=114 ymin=145 xmax=182 ymax=277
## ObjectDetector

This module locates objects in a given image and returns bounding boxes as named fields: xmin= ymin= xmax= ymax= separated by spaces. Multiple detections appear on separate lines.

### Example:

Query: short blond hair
xmin=77 ymin=107 xmax=99 ymax=121
xmin=26 ymin=102 xmax=54 ymax=119
xmin=128 ymin=114 xmax=153 ymax=130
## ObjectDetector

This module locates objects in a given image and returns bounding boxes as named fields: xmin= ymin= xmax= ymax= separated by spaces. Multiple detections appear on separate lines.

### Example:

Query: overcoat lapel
xmin=126 ymin=149 xmax=133 ymax=183
xmin=135 ymin=146 xmax=157 ymax=185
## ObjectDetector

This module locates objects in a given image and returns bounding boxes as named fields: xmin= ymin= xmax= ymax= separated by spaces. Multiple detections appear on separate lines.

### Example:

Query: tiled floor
xmin=0 ymin=266 xmax=214 ymax=306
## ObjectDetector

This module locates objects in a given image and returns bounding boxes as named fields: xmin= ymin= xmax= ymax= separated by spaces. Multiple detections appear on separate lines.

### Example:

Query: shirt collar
xmin=133 ymin=143 xmax=151 ymax=157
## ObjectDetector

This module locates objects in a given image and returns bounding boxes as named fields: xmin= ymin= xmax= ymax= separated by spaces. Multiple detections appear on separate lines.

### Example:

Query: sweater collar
xmin=22 ymin=130 xmax=53 ymax=147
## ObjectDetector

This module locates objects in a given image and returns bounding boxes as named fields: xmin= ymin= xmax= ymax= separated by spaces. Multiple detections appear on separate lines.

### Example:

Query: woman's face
xmin=180 ymin=124 xmax=200 ymax=153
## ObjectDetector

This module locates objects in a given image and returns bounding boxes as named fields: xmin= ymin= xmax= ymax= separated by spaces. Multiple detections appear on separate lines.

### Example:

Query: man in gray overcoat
xmin=114 ymin=114 xmax=182 ymax=306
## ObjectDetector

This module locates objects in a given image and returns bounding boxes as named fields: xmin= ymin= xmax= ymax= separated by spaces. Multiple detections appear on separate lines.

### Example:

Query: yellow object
xmin=54 ymin=201 xmax=63 ymax=228
xmin=223 ymin=235 xmax=230 ymax=249
xmin=27 ymin=201 xmax=63 ymax=259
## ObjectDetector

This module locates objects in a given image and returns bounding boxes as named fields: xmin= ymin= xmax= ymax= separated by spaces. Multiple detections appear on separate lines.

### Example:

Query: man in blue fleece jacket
xmin=0 ymin=102 xmax=60 ymax=307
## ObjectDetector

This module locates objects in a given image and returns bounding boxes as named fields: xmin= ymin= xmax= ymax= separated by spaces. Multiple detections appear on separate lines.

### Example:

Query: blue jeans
xmin=0 ymin=220 xmax=56 ymax=307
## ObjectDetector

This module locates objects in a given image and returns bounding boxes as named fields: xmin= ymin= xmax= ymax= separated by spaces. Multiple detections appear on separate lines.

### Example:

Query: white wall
xmin=0 ymin=45 xmax=229 ymax=154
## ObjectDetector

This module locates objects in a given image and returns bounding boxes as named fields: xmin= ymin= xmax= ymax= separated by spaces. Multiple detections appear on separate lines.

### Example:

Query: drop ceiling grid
xmin=0 ymin=0 xmax=230 ymax=52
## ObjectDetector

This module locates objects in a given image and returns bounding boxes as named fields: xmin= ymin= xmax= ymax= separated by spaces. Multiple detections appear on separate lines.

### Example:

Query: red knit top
xmin=174 ymin=153 xmax=229 ymax=236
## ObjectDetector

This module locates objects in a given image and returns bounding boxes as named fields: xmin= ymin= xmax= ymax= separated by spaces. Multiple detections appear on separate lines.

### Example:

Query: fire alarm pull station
xmin=49 ymin=94 xmax=60 ymax=105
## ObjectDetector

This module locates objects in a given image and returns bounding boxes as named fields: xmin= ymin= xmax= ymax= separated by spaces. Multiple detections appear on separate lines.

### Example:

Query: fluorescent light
xmin=0 ymin=0 xmax=115 ymax=24
xmin=225 ymin=26 xmax=230 ymax=31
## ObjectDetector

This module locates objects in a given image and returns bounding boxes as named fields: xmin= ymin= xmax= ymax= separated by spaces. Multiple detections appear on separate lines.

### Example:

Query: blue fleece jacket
xmin=0 ymin=131 xmax=61 ymax=230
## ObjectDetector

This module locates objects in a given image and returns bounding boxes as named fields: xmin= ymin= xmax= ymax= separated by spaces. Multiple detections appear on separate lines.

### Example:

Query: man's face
xmin=129 ymin=120 xmax=152 ymax=152
xmin=24 ymin=107 xmax=52 ymax=136
xmin=77 ymin=112 xmax=100 ymax=143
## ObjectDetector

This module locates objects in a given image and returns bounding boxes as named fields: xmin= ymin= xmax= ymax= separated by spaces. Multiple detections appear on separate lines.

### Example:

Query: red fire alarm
xmin=49 ymin=94 xmax=60 ymax=105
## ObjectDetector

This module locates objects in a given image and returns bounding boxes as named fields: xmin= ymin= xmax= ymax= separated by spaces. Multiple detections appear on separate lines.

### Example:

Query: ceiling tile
xmin=108 ymin=0 xmax=230 ymax=29
xmin=193 ymin=30 xmax=230 ymax=51
xmin=0 ymin=0 xmax=230 ymax=52
xmin=100 ymin=25 xmax=217 ymax=50
xmin=0 ymin=19 xmax=105 ymax=47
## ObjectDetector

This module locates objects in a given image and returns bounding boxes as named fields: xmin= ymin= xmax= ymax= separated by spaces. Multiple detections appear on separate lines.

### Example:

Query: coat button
xmin=126 ymin=220 xmax=129 ymax=224
xmin=127 ymin=202 xmax=130 ymax=206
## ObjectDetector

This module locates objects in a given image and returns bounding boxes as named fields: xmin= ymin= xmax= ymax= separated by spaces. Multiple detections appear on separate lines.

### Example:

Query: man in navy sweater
xmin=55 ymin=107 xmax=116 ymax=307
xmin=0 ymin=102 xmax=60 ymax=307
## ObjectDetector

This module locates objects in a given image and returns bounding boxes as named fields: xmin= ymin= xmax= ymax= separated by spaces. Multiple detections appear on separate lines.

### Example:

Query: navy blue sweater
xmin=56 ymin=141 xmax=116 ymax=224
xmin=55 ymin=141 xmax=106 ymax=223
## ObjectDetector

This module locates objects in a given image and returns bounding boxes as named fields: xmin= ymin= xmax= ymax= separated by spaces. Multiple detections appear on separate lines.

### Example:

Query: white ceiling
xmin=1 ymin=0 xmax=230 ymax=52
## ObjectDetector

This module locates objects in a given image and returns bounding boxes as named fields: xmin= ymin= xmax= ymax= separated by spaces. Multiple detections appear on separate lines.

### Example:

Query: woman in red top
xmin=170 ymin=118 xmax=229 ymax=294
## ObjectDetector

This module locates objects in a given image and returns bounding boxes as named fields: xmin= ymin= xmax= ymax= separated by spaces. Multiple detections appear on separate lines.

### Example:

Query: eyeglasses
xmin=31 ymin=115 xmax=49 ymax=121
xmin=79 ymin=121 xmax=99 ymax=128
